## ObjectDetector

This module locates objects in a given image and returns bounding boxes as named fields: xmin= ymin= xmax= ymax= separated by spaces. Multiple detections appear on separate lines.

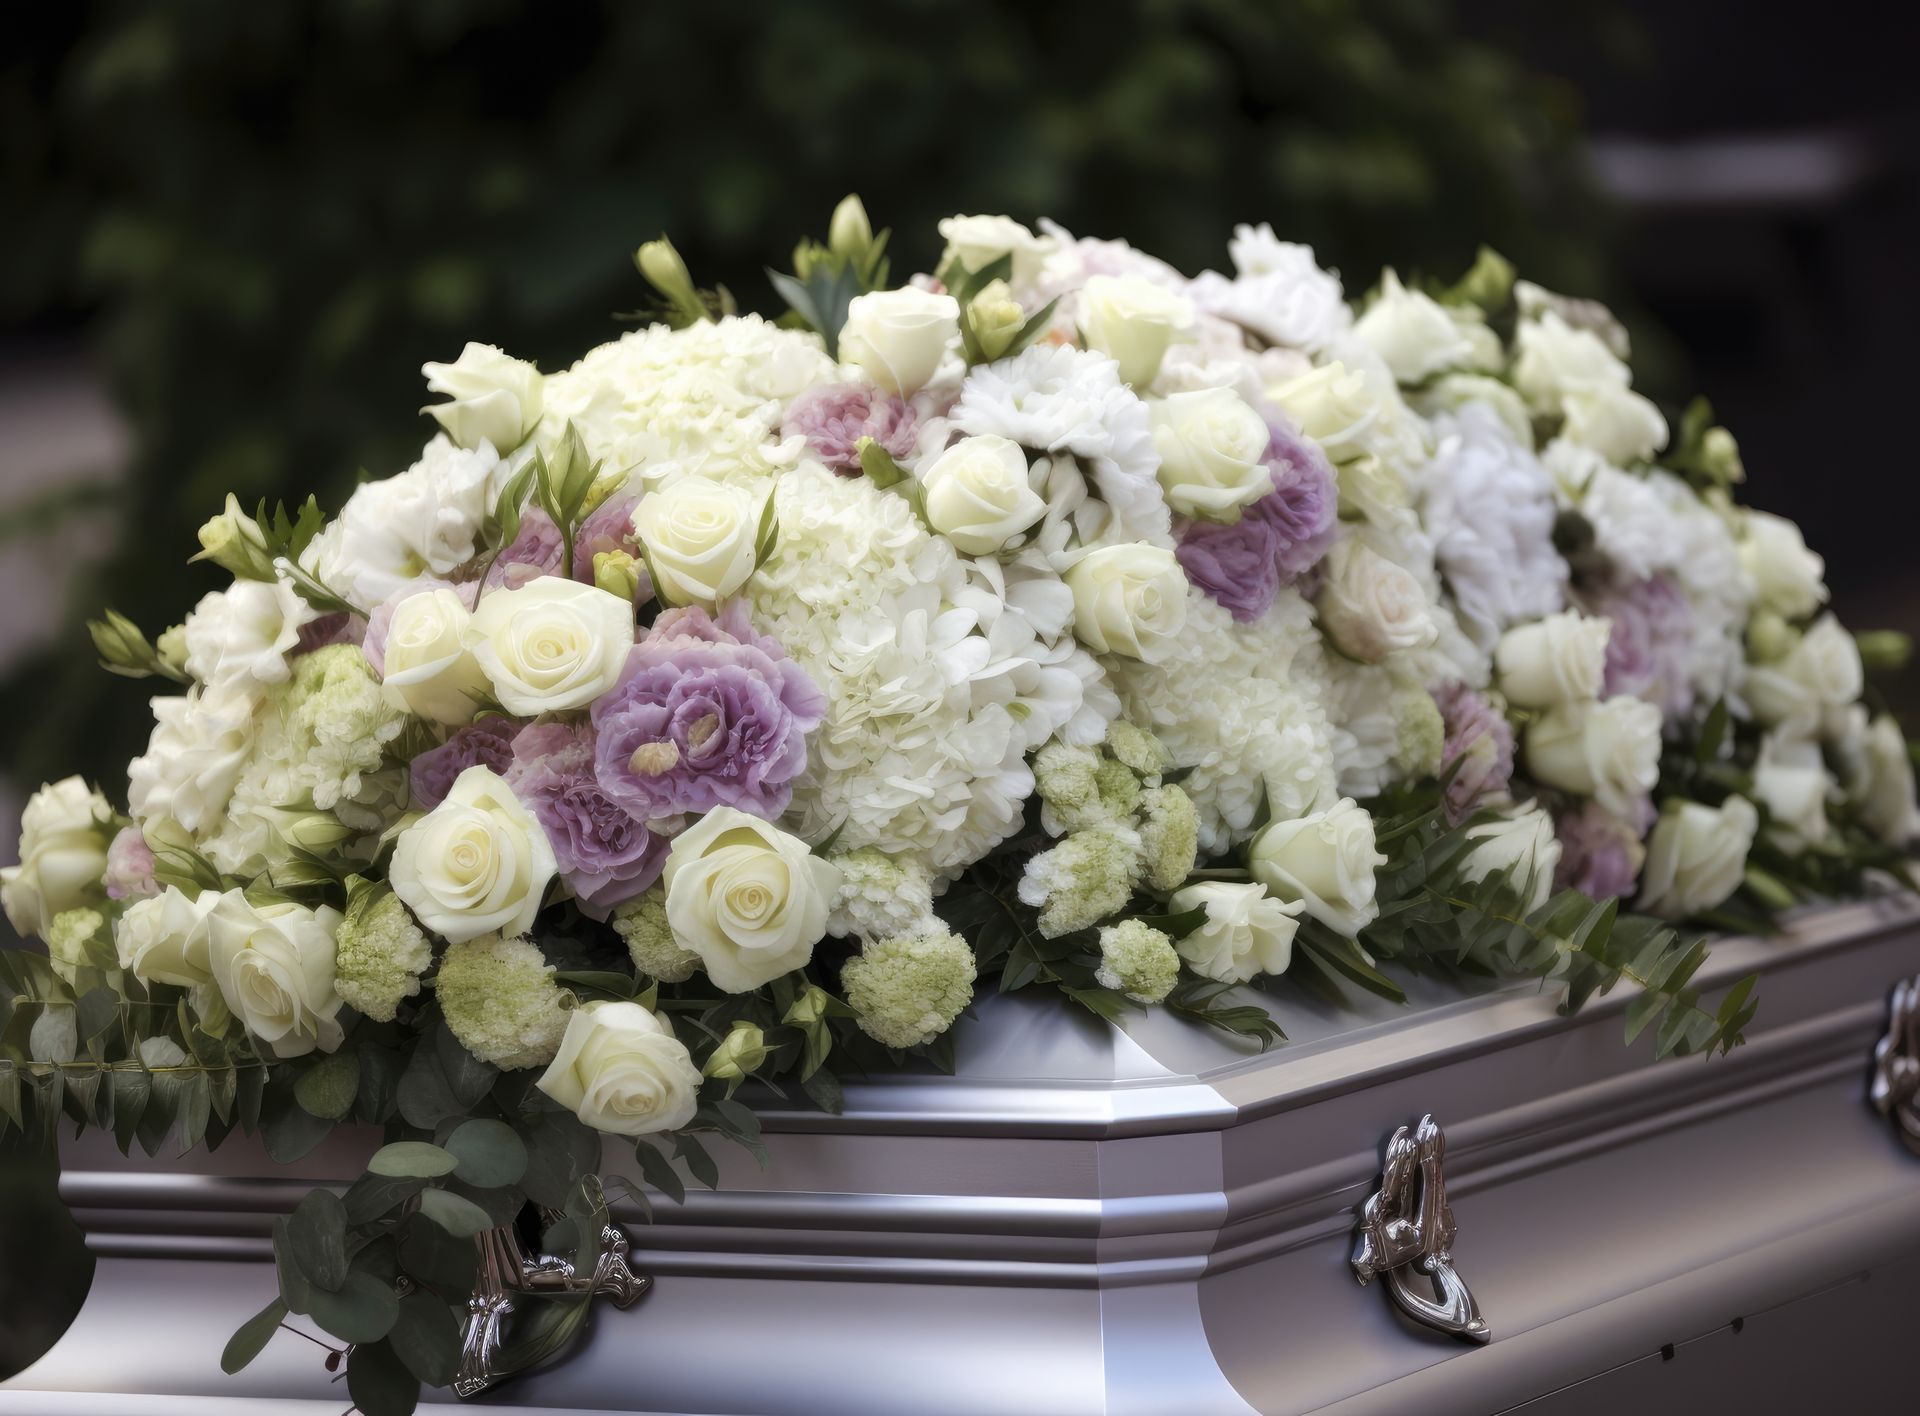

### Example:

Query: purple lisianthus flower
xmin=410 ymin=718 xmax=517 ymax=810
xmin=1554 ymin=801 xmax=1649 ymax=901
xmin=1578 ymin=573 xmax=1693 ymax=720
xmin=1433 ymin=681 xmax=1516 ymax=825
xmin=591 ymin=601 xmax=825 ymax=821
xmin=104 ymin=826 xmax=158 ymax=902
xmin=505 ymin=722 xmax=665 ymax=915
xmin=782 ymin=383 xmax=920 ymax=473
xmin=1176 ymin=421 xmax=1338 ymax=622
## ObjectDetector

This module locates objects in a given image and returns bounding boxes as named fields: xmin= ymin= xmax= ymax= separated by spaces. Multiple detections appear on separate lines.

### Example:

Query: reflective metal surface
xmin=1353 ymin=1115 xmax=1488 ymax=1344
xmin=1869 ymin=973 xmax=1920 ymax=1155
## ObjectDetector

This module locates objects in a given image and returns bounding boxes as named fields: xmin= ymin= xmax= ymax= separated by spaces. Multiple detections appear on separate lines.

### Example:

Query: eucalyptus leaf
xmin=445 ymin=1117 xmax=528 ymax=1188
xmin=416 ymin=1186 xmax=495 ymax=1238
xmin=346 ymin=1338 xmax=419 ymax=1416
xmin=220 ymin=1298 xmax=287 ymax=1375
xmin=293 ymin=1049 xmax=360 ymax=1121
xmin=307 ymin=1270 xmax=400 ymax=1345
xmin=287 ymin=1188 xmax=350 ymax=1293
xmin=367 ymin=1141 xmax=459 ymax=1179
xmin=390 ymin=1290 xmax=462 ymax=1387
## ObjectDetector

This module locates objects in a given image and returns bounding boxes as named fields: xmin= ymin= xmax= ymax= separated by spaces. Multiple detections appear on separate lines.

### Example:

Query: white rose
xmin=839 ymin=288 xmax=961 ymax=396
xmin=182 ymin=579 xmax=315 ymax=694
xmin=1147 ymin=388 xmax=1274 ymax=521
xmin=391 ymin=765 xmax=557 ymax=943
xmin=205 ymin=890 xmax=345 ymax=1058
xmin=630 ymin=477 xmax=764 ymax=609
xmin=1752 ymin=732 xmax=1833 ymax=849
xmin=468 ymin=577 xmax=633 ymax=715
xmin=919 ymin=435 xmax=1046 ymax=555
xmin=1064 ymin=544 xmax=1189 ymax=662
xmin=1249 ymin=798 xmax=1386 ymax=938
xmin=1457 ymin=805 xmax=1563 ymax=917
xmin=662 ymin=808 xmax=840 ymax=993
xmin=1561 ymin=382 xmax=1667 ymax=464
xmin=535 ymin=1000 xmax=702 ymax=1136
xmin=1525 ymin=697 xmax=1663 ymax=817
xmin=1743 ymin=614 xmax=1861 ymax=736
xmin=1495 ymin=611 xmax=1611 ymax=709
xmin=115 ymin=885 xmax=221 ymax=988
xmin=126 ymin=687 xmax=256 ymax=835
xmin=421 ymin=342 xmax=545 ymax=453
xmin=1169 ymin=881 xmax=1302 ymax=983
xmin=1851 ymin=714 xmax=1919 ymax=846
xmin=381 ymin=587 xmax=490 ymax=726
xmin=1738 ymin=510 xmax=1828 ymax=619
xmin=1270 ymin=361 xmax=1381 ymax=462
xmin=1512 ymin=310 xmax=1629 ymax=416
xmin=1 ymin=777 xmax=111 ymax=940
xmin=1079 ymin=275 xmax=1193 ymax=388
xmin=937 ymin=214 xmax=1056 ymax=286
xmin=1414 ymin=375 xmax=1534 ymax=446
xmin=1638 ymin=795 xmax=1759 ymax=921
xmin=1352 ymin=270 xmax=1478 ymax=384
xmin=1316 ymin=539 xmax=1438 ymax=664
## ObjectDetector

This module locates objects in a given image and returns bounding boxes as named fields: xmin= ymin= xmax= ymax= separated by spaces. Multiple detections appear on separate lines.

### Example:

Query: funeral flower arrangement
xmin=3 ymin=200 xmax=1915 ymax=1409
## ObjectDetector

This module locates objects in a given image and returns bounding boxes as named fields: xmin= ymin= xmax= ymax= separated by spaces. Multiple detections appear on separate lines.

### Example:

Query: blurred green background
xmin=3 ymin=0 xmax=1917 ymax=1384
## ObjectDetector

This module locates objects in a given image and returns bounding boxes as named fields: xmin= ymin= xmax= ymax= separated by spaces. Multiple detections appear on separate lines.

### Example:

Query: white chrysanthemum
xmin=949 ymin=343 xmax=1171 ymax=556
xmin=1544 ymin=439 xmax=1683 ymax=580
xmin=1646 ymin=471 xmax=1753 ymax=712
xmin=543 ymin=315 xmax=836 ymax=487
xmin=1418 ymin=403 xmax=1569 ymax=650
xmin=1108 ymin=591 xmax=1336 ymax=852
xmin=827 ymin=848 xmax=937 ymax=944
xmin=1187 ymin=225 xmax=1352 ymax=352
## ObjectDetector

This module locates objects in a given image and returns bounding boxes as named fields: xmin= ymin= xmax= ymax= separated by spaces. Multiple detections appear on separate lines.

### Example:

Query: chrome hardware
xmin=1353 ymin=1113 xmax=1490 ymax=1344
xmin=1870 ymin=975 xmax=1920 ymax=1157
xmin=453 ymin=1217 xmax=650 ymax=1399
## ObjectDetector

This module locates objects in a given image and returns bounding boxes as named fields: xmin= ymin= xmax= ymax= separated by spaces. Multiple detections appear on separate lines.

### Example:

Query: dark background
xmin=2 ymin=0 xmax=1916 ymax=1383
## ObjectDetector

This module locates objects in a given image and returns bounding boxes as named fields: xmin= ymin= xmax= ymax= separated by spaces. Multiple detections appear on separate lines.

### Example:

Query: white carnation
xmin=1187 ymin=225 xmax=1351 ymax=352
xmin=182 ymin=579 xmax=317 ymax=695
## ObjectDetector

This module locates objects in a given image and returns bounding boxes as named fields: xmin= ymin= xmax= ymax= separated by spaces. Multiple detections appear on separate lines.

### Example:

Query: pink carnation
xmin=782 ymin=384 xmax=919 ymax=473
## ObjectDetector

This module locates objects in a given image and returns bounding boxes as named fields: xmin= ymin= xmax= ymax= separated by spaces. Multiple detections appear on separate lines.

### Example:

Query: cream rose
xmin=1744 ymin=614 xmax=1861 ymax=736
xmin=1080 ymin=275 xmax=1193 ymax=388
xmin=1638 ymin=795 xmax=1759 ymax=921
xmin=468 ymin=577 xmax=633 ymax=715
xmin=936 ymin=214 xmax=1056 ymax=286
xmin=1495 ymin=611 xmax=1611 ymax=709
xmin=1561 ymin=382 xmax=1667 ymax=464
xmin=1511 ymin=310 xmax=1629 ymax=416
xmin=1269 ymin=361 xmax=1383 ymax=463
xmin=839 ymin=287 xmax=961 ymax=396
xmin=1752 ymin=732 xmax=1832 ymax=849
xmin=1525 ymin=697 xmax=1663 ymax=817
xmin=391 ymin=765 xmax=557 ymax=943
xmin=631 ymin=477 xmax=764 ymax=609
xmin=115 ymin=885 xmax=220 ymax=988
xmin=1249 ymin=798 xmax=1386 ymax=938
xmin=1739 ymin=510 xmax=1828 ymax=620
xmin=919 ymin=434 xmax=1046 ymax=555
xmin=381 ymin=587 xmax=489 ymax=726
xmin=535 ymin=1000 xmax=702 ymax=1136
xmin=421 ymin=342 xmax=545 ymax=453
xmin=1147 ymin=388 xmax=1274 ymax=521
xmin=1316 ymin=539 xmax=1438 ymax=664
xmin=663 ymin=809 xmax=839 ymax=993
xmin=1352 ymin=270 xmax=1478 ymax=384
xmin=205 ymin=890 xmax=345 ymax=1058
xmin=1851 ymin=713 xmax=1920 ymax=846
xmin=1063 ymin=544 xmax=1189 ymax=662
xmin=1457 ymin=805 xmax=1563 ymax=917
xmin=2 ymin=777 xmax=111 ymax=941
xmin=1168 ymin=881 xmax=1302 ymax=984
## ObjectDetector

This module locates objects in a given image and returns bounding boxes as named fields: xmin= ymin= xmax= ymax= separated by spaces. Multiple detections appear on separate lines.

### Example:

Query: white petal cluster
xmin=1188 ymin=224 xmax=1352 ymax=352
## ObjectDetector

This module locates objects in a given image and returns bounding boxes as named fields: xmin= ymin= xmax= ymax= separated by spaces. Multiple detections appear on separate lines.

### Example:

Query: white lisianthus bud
xmin=1743 ymin=614 xmax=1861 ymax=737
xmin=1850 ymin=714 xmax=1919 ymax=846
xmin=1525 ymin=697 xmax=1663 ymax=817
xmin=421 ymin=343 xmax=545 ymax=453
xmin=1063 ymin=544 xmax=1189 ymax=663
xmin=1352 ymin=269 xmax=1478 ymax=384
xmin=1637 ymin=795 xmax=1759 ymax=921
xmin=467 ymin=578 xmax=633 ymax=715
xmin=631 ymin=476 xmax=764 ymax=609
xmin=1738 ymin=509 xmax=1828 ymax=620
xmin=1560 ymin=382 xmax=1668 ymax=464
xmin=1270 ymin=361 xmax=1381 ymax=462
xmin=390 ymin=766 xmax=557 ymax=944
xmin=828 ymin=194 xmax=873 ymax=264
xmin=194 ymin=494 xmax=276 ymax=579
xmin=1249 ymin=798 xmax=1387 ymax=938
xmin=840 ymin=288 xmax=961 ymax=396
xmin=936 ymin=213 xmax=1056 ymax=286
xmin=1751 ymin=732 xmax=1833 ymax=849
xmin=380 ymin=588 xmax=489 ymax=726
xmin=1511 ymin=310 xmax=1630 ymax=416
xmin=114 ymin=885 xmax=219 ymax=987
xmin=662 ymin=807 xmax=841 ymax=993
xmin=205 ymin=890 xmax=346 ymax=1059
xmin=536 ymin=1000 xmax=702 ymax=1136
xmin=1080 ymin=275 xmax=1193 ymax=389
xmin=919 ymin=435 xmax=1046 ymax=555
xmin=1316 ymin=539 xmax=1438 ymax=664
xmin=1495 ymin=611 xmax=1612 ymax=709
xmin=1168 ymin=881 xmax=1302 ymax=983
xmin=1457 ymin=805 xmax=1563 ymax=917
xmin=1 ymin=777 xmax=111 ymax=941
xmin=1147 ymin=388 xmax=1274 ymax=521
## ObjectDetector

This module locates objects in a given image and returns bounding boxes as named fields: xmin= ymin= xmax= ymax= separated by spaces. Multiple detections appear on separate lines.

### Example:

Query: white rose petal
xmin=1851 ymin=714 xmax=1920 ymax=846
xmin=1 ymin=777 xmax=111 ymax=941
xmin=1249 ymin=797 xmax=1386 ymax=938
xmin=1495 ymin=611 xmax=1611 ymax=709
xmin=840 ymin=287 xmax=961 ymax=397
xmin=1080 ymin=275 xmax=1193 ymax=389
xmin=1064 ymin=544 xmax=1189 ymax=662
xmin=1638 ymin=796 xmax=1759 ymax=921
xmin=391 ymin=766 xmax=558 ymax=943
xmin=1738 ymin=509 xmax=1828 ymax=620
xmin=1270 ymin=361 xmax=1381 ymax=463
xmin=1458 ymin=805 xmax=1563 ymax=917
xmin=919 ymin=435 xmax=1047 ymax=555
xmin=381 ymin=588 xmax=489 ymax=726
xmin=1168 ymin=881 xmax=1302 ymax=983
xmin=937 ymin=214 xmax=1057 ymax=288
xmin=1743 ymin=614 xmax=1861 ymax=737
xmin=1525 ymin=696 xmax=1663 ymax=818
xmin=1752 ymin=732 xmax=1833 ymax=849
xmin=536 ymin=1000 xmax=702 ymax=1136
xmin=115 ymin=885 xmax=220 ymax=988
xmin=1352 ymin=270 xmax=1478 ymax=384
xmin=205 ymin=889 xmax=345 ymax=1059
xmin=1561 ymin=381 xmax=1668 ymax=464
xmin=468 ymin=577 xmax=634 ymax=715
xmin=421 ymin=343 xmax=545 ymax=453
xmin=1316 ymin=538 xmax=1438 ymax=664
xmin=1512 ymin=310 xmax=1630 ymax=416
xmin=662 ymin=808 xmax=841 ymax=993
xmin=1147 ymin=388 xmax=1274 ymax=521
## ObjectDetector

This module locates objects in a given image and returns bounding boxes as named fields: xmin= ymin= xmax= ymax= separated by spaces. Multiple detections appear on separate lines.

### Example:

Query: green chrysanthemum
xmin=841 ymin=927 xmax=977 ymax=1050
xmin=611 ymin=890 xmax=700 ymax=982
xmin=1095 ymin=919 xmax=1179 ymax=1003
xmin=1137 ymin=784 xmax=1199 ymax=892
xmin=1017 ymin=824 xmax=1143 ymax=937
xmin=333 ymin=882 xmax=432 ymax=1023
xmin=436 ymin=934 xmax=569 ymax=1070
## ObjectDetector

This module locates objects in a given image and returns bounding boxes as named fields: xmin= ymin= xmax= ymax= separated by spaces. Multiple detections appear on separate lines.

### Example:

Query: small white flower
xmin=1457 ymin=805 xmax=1563 ymax=917
xmin=1525 ymin=696 xmax=1663 ymax=817
xmin=631 ymin=476 xmax=765 ymax=607
xmin=1495 ymin=610 xmax=1611 ymax=709
xmin=205 ymin=890 xmax=345 ymax=1059
xmin=536 ymin=1000 xmax=702 ymax=1136
xmin=391 ymin=766 xmax=557 ymax=943
xmin=1078 ymin=274 xmax=1193 ymax=389
xmin=1 ymin=777 xmax=111 ymax=941
xmin=1065 ymin=544 xmax=1189 ymax=662
xmin=1250 ymin=797 xmax=1386 ymax=938
xmin=1146 ymin=388 xmax=1273 ymax=521
xmin=1316 ymin=538 xmax=1438 ymax=664
xmin=421 ymin=342 xmax=545 ymax=453
xmin=182 ymin=579 xmax=315 ymax=695
xmin=919 ymin=434 xmax=1047 ymax=555
xmin=662 ymin=808 xmax=840 ymax=993
xmin=1738 ymin=509 xmax=1828 ymax=620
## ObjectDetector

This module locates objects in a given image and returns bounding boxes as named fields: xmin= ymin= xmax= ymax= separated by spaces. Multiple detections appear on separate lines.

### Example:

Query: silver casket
xmin=5 ymin=896 xmax=1920 ymax=1416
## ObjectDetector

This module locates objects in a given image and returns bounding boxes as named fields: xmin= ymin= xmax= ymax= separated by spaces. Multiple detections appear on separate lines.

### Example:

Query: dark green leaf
xmin=632 ymin=1137 xmax=686 ymax=1205
xmin=287 ymin=1188 xmax=350 ymax=1293
xmin=367 ymin=1141 xmax=458 ymax=1179
xmin=344 ymin=1171 xmax=429 ymax=1226
xmin=445 ymin=1118 xmax=528 ymax=1188
xmin=220 ymin=1297 xmax=287 ymax=1375
xmin=306 ymin=1271 xmax=400 ymax=1346
xmin=389 ymin=1291 xmax=462 ymax=1388
xmin=674 ymin=1133 xmax=720 ymax=1190
xmin=416 ymin=1186 xmax=494 ymax=1238
xmin=346 ymin=1336 xmax=419 ymax=1416
xmin=293 ymin=1049 xmax=360 ymax=1121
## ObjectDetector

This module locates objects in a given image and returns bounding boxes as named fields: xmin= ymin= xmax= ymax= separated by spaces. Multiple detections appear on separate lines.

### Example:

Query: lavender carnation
xmin=505 ymin=722 xmax=666 ymax=914
xmin=410 ymin=718 xmax=517 ymax=809
xmin=782 ymin=383 xmax=919 ymax=473
xmin=1178 ymin=514 xmax=1283 ymax=622
xmin=1578 ymin=573 xmax=1694 ymax=720
xmin=1433 ymin=681 xmax=1516 ymax=825
xmin=1554 ymin=801 xmax=1648 ymax=901
xmin=1177 ymin=421 xmax=1337 ymax=622
xmin=591 ymin=602 xmax=825 ymax=822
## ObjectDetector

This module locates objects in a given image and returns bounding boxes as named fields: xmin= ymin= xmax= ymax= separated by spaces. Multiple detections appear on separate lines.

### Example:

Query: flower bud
xmin=829 ymin=194 xmax=873 ymax=265
xmin=635 ymin=236 xmax=705 ymax=324
xmin=1746 ymin=611 xmax=1798 ymax=665
xmin=783 ymin=983 xmax=832 ymax=1027
xmin=282 ymin=811 xmax=356 ymax=853
xmin=702 ymin=1020 xmax=769 ymax=1081
xmin=594 ymin=549 xmax=643 ymax=603
xmin=156 ymin=624 xmax=188 ymax=676
xmin=1700 ymin=426 xmax=1744 ymax=484
xmin=965 ymin=280 xmax=1026 ymax=363
xmin=194 ymin=494 xmax=276 ymax=580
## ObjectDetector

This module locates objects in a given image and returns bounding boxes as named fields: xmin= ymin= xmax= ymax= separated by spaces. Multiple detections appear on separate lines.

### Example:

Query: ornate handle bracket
xmin=453 ymin=1218 xmax=650 ymax=1400
xmin=1352 ymin=1113 xmax=1490 ymax=1345
xmin=1870 ymin=975 xmax=1920 ymax=1157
